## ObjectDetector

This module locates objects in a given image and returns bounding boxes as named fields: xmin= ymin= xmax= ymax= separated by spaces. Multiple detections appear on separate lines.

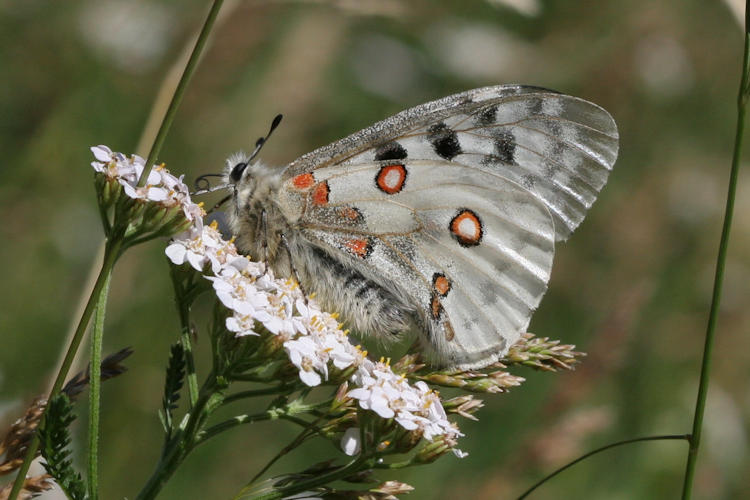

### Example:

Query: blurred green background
xmin=2 ymin=0 xmax=749 ymax=498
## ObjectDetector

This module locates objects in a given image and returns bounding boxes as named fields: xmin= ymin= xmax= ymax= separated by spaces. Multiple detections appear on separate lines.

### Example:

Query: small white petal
xmin=121 ymin=183 xmax=139 ymax=199
xmin=164 ymin=243 xmax=187 ymax=265
xmin=146 ymin=186 xmax=169 ymax=201
xmin=186 ymin=251 xmax=206 ymax=271
xmin=347 ymin=388 xmax=371 ymax=401
xmin=91 ymin=145 xmax=113 ymax=161
xmin=299 ymin=369 xmax=321 ymax=387
xmin=395 ymin=414 xmax=419 ymax=431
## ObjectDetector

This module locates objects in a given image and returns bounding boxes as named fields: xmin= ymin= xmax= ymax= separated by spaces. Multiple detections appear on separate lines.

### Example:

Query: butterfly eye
xmin=230 ymin=162 xmax=248 ymax=182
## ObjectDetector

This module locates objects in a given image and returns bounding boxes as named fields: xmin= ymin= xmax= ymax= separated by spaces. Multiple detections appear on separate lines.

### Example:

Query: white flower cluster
xmin=349 ymin=362 xmax=460 ymax=442
xmin=91 ymin=145 xmax=464 ymax=456
xmin=164 ymin=222 xmax=462 ymax=451
xmin=90 ymin=145 xmax=204 ymax=227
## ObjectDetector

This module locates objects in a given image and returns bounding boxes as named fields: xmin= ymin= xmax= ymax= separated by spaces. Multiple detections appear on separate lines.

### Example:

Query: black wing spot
xmin=475 ymin=105 xmax=498 ymax=126
xmin=493 ymin=130 xmax=516 ymax=165
xmin=528 ymin=97 xmax=543 ymax=115
xmin=551 ymin=120 xmax=563 ymax=134
xmin=374 ymin=141 xmax=408 ymax=161
xmin=427 ymin=122 xmax=462 ymax=160
xmin=521 ymin=174 xmax=536 ymax=189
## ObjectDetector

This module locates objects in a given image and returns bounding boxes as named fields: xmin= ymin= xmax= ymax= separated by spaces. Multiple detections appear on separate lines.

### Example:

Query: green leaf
xmin=38 ymin=394 xmax=88 ymax=500
xmin=162 ymin=343 xmax=186 ymax=437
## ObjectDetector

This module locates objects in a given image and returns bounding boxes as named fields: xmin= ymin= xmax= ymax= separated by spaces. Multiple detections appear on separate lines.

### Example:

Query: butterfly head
xmin=225 ymin=150 xmax=284 ymax=209
xmin=193 ymin=114 xmax=284 ymax=211
xmin=223 ymin=150 xmax=287 ymax=257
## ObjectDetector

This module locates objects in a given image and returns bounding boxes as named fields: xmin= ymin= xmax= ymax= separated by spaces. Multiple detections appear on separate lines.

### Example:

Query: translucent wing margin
xmin=284 ymin=85 xmax=619 ymax=240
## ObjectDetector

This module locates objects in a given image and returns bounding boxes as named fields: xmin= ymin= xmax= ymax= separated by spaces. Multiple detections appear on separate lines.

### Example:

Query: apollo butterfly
xmin=222 ymin=85 xmax=619 ymax=369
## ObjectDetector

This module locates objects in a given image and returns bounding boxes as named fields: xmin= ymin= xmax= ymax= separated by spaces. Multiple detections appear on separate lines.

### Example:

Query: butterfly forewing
xmin=285 ymin=85 xmax=618 ymax=241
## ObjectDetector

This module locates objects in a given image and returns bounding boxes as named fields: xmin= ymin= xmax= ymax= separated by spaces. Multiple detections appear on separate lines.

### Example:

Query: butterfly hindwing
xmin=282 ymin=159 xmax=555 ymax=369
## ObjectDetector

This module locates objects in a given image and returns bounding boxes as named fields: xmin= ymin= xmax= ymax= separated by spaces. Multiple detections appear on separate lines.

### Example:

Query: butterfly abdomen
xmin=292 ymin=242 xmax=415 ymax=340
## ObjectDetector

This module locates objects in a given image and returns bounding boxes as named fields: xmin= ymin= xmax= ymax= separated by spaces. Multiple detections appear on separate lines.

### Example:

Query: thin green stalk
xmin=136 ymin=0 xmax=225 ymax=187
xmin=222 ymin=385 xmax=296 ymax=405
xmin=244 ymin=455 xmax=371 ymax=500
xmin=87 ymin=272 xmax=112 ymax=500
xmin=136 ymin=431 xmax=189 ymax=500
xmin=195 ymin=413 xmax=274 ymax=444
xmin=179 ymin=318 xmax=200 ymax=406
xmin=137 ymin=395 xmax=210 ymax=499
xmin=518 ymin=435 xmax=689 ymax=500
xmin=247 ymin=426 xmax=315 ymax=486
xmin=170 ymin=267 xmax=199 ymax=406
xmin=244 ymin=414 xmax=331 ymax=483
xmin=681 ymin=7 xmax=750 ymax=498
xmin=137 ymin=375 xmax=227 ymax=500
xmin=10 ymin=2 xmax=226 ymax=497
xmin=8 ymin=240 xmax=123 ymax=500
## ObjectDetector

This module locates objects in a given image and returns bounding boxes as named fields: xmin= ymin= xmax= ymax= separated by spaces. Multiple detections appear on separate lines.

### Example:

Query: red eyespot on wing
xmin=375 ymin=164 xmax=407 ymax=194
xmin=312 ymin=181 xmax=330 ymax=206
xmin=344 ymin=238 xmax=373 ymax=259
xmin=432 ymin=273 xmax=451 ymax=297
xmin=450 ymin=209 xmax=483 ymax=247
xmin=292 ymin=173 xmax=315 ymax=189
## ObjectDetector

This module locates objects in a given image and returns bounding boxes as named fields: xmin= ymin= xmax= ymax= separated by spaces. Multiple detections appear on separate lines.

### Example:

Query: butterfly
xmin=221 ymin=85 xmax=619 ymax=370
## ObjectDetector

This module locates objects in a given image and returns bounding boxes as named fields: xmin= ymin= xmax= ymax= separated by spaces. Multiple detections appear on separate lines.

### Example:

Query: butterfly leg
xmin=208 ymin=194 xmax=231 ymax=214
xmin=257 ymin=209 xmax=269 ymax=275
xmin=280 ymin=232 xmax=309 ymax=304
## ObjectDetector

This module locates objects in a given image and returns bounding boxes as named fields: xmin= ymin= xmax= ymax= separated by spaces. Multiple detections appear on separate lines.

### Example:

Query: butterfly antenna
xmin=192 ymin=173 xmax=229 ymax=196
xmin=247 ymin=114 xmax=283 ymax=164
xmin=194 ymin=173 xmax=224 ymax=192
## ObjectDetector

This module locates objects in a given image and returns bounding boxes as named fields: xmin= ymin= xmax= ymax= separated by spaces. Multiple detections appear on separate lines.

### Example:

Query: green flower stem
xmin=197 ymin=402 xmax=328 ymax=446
xmin=249 ymin=455 xmax=372 ymax=500
xmin=230 ymin=373 xmax=285 ymax=383
xmin=8 ymin=239 xmax=123 ymax=500
xmin=222 ymin=385 xmax=296 ymax=405
xmin=10 ymin=1 xmax=226 ymax=497
xmin=518 ymin=435 xmax=689 ymax=500
xmin=179 ymin=313 xmax=200 ymax=407
xmin=135 ymin=0 xmax=225 ymax=188
xmin=246 ymin=425 xmax=316 ymax=487
xmin=170 ymin=267 xmax=200 ymax=406
xmin=136 ymin=432 xmax=188 ymax=500
xmin=123 ymin=230 xmax=172 ymax=248
xmin=137 ymin=384 xmax=218 ymax=500
xmin=195 ymin=413 xmax=274 ymax=444
xmin=88 ymin=272 xmax=112 ymax=500
xmin=681 ymin=7 xmax=750 ymax=498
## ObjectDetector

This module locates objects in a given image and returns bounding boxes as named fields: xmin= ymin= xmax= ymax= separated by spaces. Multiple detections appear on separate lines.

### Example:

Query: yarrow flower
xmin=90 ymin=145 xmax=205 ymax=237
xmin=164 ymin=221 xmax=464 ymax=453
xmin=349 ymin=360 xmax=461 ymax=442
xmin=88 ymin=140 xmax=468 ymax=458
xmin=165 ymin=223 xmax=247 ymax=275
